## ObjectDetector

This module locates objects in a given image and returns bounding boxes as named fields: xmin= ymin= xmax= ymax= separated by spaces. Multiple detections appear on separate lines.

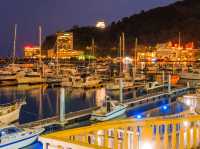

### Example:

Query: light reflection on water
xmin=0 ymin=85 xmax=106 ymax=124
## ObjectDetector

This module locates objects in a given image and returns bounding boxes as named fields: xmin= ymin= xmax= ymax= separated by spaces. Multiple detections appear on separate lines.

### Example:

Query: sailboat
xmin=16 ymin=26 xmax=45 ymax=85
xmin=106 ymin=33 xmax=134 ymax=90
xmin=0 ymin=24 xmax=21 ymax=85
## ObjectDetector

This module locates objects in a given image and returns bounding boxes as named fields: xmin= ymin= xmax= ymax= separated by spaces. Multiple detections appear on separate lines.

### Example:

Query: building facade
xmin=24 ymin=46 xmax=40 ymax=58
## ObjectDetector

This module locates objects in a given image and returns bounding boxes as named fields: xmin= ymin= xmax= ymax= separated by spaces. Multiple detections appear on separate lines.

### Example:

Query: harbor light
xmin=162 ymin=105 xmax=168 ymax=110
xmin=136 ymin=114 xmax=142 ymax=119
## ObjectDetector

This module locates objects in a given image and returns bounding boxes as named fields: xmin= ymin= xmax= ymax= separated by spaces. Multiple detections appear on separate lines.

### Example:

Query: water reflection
xmin=0 ymin=85 xmax=104 ymax=124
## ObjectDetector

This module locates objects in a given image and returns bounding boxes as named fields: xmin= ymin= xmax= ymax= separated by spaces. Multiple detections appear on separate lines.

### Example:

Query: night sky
xmin=0 ymin=0 xmax=175 ymax=57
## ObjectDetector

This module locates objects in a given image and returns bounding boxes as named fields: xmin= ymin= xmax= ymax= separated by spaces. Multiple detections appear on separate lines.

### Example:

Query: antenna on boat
xmin=12 ymin=24 xmax=17 ymax=64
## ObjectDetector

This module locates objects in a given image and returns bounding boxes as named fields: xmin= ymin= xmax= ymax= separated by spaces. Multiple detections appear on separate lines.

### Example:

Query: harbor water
xmin=0 ymin=85 xmax=189 ymax=149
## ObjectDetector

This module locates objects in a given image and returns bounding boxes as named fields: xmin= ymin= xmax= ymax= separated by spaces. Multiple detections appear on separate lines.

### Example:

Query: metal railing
xmin=40 ymin=114 xmax=200 ymax=149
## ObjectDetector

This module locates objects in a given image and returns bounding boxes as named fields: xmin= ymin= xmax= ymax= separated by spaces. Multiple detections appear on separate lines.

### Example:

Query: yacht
xmin=180 ymin=72 xmax=200 ymax=80
xmin=67 ymin=74 xmax=102 ymax=89
xmin=0 ymin=64 xmax=22 ymax=83
xmin=16 ymin=70 xmax=45 ymax=85
xmin=91 ymin=99 xmax=127 ymax=121
xmin=0 ymin=125 xmax=44 ymax=149
xmin=180 ymin=69 xmax=200 ymax=80
xmin=0 ymin=101 xmax=25 ymax=124
xmin=83 ymin=75 xmax=103 ymax=89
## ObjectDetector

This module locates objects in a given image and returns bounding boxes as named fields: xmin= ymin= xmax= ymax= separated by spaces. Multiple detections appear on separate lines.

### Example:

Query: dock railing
xmin=40 ymin=114 xmax=200 ymax=149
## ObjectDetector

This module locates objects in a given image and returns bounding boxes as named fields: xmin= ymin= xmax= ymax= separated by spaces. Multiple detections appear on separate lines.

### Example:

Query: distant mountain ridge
xmin=43 ymin=0 xmax=200 ymax=56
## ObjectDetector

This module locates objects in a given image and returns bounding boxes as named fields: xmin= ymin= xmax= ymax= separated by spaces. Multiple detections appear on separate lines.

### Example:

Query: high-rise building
xmin=46 ymin=32 xmax=82 ymax=58
xmin=56 ymin=32 xmax=73 ymax=51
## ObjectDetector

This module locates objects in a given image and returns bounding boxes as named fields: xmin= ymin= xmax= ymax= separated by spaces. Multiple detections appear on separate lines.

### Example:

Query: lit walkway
xmin=39 ymin=114 xmax=200 ymax=149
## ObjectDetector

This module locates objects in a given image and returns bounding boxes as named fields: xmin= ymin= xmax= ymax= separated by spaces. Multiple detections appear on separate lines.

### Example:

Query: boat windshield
xmin=0 ymin=127 xmax=22 ymax=137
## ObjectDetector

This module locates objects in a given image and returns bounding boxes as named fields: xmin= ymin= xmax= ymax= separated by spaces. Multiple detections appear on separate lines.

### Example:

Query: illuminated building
xmin=56 ymin=32 xmax=73 ymax=51
xmin=46 ymin=32 xmax=83 ymax=58
xmin=56 ymin=49 xmax=83 ymax=59
xmin=24 ymin=46 xmax=40 ymax=58
xmin=156 ymin=42 xmax=199 ymax=62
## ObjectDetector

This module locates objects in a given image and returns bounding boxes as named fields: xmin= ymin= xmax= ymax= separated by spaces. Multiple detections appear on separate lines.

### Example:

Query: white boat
xmin=16 ymin=70 xmax=45 ymax=85
xmin=0 ymin=101 xmax=25 ymax=125
xmin=145 ymin=81 xmax=164 ymax=91
xmin=91 ymin=100 xmax=127 ymax=121
xmin=180 ymin=72 xmax=200 ymax=80
xmin=106 ymin=77 xmax=133 ymax=90
xmin=0 ymin=64 xmax=22 ymax=82
xmin=0 ymin=125 xmax=44 ymax=149
xmin=83 ymin=76 xmax=103 ymax=89
xmin=69 ymin=75 xmax=102 ymax=89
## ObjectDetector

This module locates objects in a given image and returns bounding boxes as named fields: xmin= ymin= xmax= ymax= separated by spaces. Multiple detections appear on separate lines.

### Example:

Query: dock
xmin=124 ymin=86 xmax=192 ymax=107
xmin=17 ymin=86 xmax=193 ymax=129
xmin=18 ymin=107 xmax=98 ymax=128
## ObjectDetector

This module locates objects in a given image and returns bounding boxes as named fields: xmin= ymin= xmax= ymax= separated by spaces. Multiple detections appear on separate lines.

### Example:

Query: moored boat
xmin=91 ymin=99 xmax=127 ymax=121
xmin=0 ymin=125 xmax=44 ymax=149
xmin=0 ymin=101 xmax=25 ymax=125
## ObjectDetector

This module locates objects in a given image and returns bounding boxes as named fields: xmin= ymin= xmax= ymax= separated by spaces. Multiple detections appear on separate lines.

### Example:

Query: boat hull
xmin=0 ymin=128 xmax=44 ymax=149
xmin=91 ymin=107 xmax=126 ymax=121
xmin=180 ymin=73 xmax=200 ymax=80
xmin=0 ymin=108 xmax=20 ymax=124
xmin=1 ymin=135 xmax=38 ymax=149
xmin=17 ymin=77 xmax=45 ymax=85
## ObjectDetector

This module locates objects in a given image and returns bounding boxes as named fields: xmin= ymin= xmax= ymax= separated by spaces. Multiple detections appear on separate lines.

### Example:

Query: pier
xmin=124 ymin=86 xmax=192 ymax=107
xmin=18 ymin=107 xmax=98 ymax=128
xmin=18 ymin=86 xmax=192 ymax=129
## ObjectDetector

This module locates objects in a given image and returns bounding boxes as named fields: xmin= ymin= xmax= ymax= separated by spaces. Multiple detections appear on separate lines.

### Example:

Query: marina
xmin=2 ymin=0 xmax=200 ymax=148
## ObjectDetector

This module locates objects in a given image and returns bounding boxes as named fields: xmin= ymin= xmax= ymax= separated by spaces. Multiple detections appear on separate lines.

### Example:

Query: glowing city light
xmin=96 ymin=21 xmax=106 ymax=29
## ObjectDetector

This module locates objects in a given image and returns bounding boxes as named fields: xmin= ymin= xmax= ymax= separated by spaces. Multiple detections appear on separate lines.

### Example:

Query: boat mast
xmin=133 ymin=38 xmax=138 ymax=84
xmin=178 ymin=32 xmax=182 ymax=64
xmin=56 ymin=33 xmax=59 ymax=76
xmin=122 ymin=32 xmax=125 ymax=74
xmin=119 ymin=36 xmax=122 ymax=76
xmin=12 ymin=24 xmax=17 ymax=64
xmin=39 ymin=25 xmax=42 ymax=65
xmin=92 ymin=38 xmax=96 ymax=73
